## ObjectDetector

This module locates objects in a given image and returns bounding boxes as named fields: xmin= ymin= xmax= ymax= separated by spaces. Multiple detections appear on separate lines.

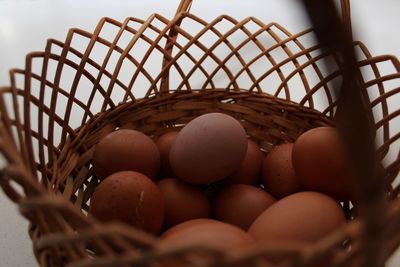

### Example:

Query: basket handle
xmin=175 ymin=0 xmax=192 ymax=16
xmin=159 ymin=0 xmax=193 ymax=93
xmin=159 ymin=0 xmax=352 ymax=93
xmin=301 ymin=1 xmax=386 ymax=266
xmin=174 ymin=0 xmax=352 ymax=30
xmin=340 ymin=0 xmax=352 ymax=37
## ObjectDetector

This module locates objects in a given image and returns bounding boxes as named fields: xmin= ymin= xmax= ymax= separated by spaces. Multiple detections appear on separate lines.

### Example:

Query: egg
xmin=159 ymin=218 xmax=254 ymax=250
xmin=89 ymin=171 xmax=164 ymax=235
xmin=156 ymin=131 xmax=178 ymax=177
xmin=170 ymin=113 xmax=248 ymax=184
xmin=248 ymin=191 xmax=346 ymax=243
xmin=225 ymin=140 xmax=264 ymax=186
xmin=157 ymin=178 xmax=210 ymax=227
xmin=261 ymin=143 xmax=302 ymax=199
xmin=292 ymin=127 xmax=356 ymax=201
xmin=92 ymin=129 xmax=160 ymax=179
xmin=213 ymin=184 xmax=276 ymax=230
xmin=161 ymin=218 xmax=219 ymax=236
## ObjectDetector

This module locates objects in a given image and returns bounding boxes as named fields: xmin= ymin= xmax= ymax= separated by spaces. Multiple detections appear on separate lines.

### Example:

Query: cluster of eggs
xmin=89 ymin=112 xmax=356 ymax=251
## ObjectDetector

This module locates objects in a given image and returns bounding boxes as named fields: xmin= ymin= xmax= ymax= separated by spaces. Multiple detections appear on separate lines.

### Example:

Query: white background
xmin=0 ymin=0 xmax=399 ymax=266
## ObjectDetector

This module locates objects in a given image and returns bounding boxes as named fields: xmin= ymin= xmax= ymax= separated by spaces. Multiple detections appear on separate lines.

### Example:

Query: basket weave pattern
xmin=0 ymin=2 xmax=400 ymax=267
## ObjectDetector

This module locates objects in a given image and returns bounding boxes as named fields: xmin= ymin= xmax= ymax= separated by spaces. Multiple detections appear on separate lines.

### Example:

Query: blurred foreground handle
xmin=300 ymin=0 xmax=387 ymax=267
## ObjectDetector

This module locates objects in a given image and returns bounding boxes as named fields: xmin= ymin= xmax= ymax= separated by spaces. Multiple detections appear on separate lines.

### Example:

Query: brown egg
xmin=292 ymin=127 xmax=355 ymax=201
xmin=159 ymin=218 xmax=254 ymax=250
xmin=225 ymin=140 xmax=264 ymax=185
xmin=157 ymin=178 xmax=210 ymax=227
xmin=248 ymin=192 xmax=346 ymax=243
xmin=261 ymin=143 xmax=302 ymax=199
xmin=213 ymin=184 xmax=276 ymax=230
xmin=170 ymin=113 xmax=248 ymax=184
xmin=90 ymin=171 xmax=164 ymax=235
xmin=156 ymin=131 xmax=178 ymax=177
xmin=92 ymin=129 xmax=160 ymax=179
xmin=161 ymin=218 xmax=219 ymax=236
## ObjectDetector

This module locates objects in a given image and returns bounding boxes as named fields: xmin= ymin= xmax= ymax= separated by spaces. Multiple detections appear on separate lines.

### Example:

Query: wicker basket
xmin=0 ymin=0 xmax=399 ymax=266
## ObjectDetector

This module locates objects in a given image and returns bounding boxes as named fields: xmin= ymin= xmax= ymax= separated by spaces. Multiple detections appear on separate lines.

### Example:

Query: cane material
xmin=0 ymin=1 xmax=399 ymax=267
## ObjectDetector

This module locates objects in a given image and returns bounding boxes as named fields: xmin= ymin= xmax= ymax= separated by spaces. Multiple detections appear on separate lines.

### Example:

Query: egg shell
xmin=292 ymin=127 xmax=356 ymax=201
xmin=92 ymin=129 xmax=160 ymax=179
xmin=90 ymin=171 xmax=164 ymax=235
xmin=159 ymin=218 xmax=254 ymax=250
xmin=157 ymin=178 xmax=211 ymax=227
xmin=170 ymin=113 xmax=248 ymax=184
xmin=213 ymin=184 xmax=276 ymax=230
xmin=261 ymin=143 xmax=302 ymax=199
xmin=161 ymin=218 xmax=219 ymax=235
xmin=225 ymin=140 xmax=264 ymax=186
xmin=248 ymin=191 xmax=346 ymax=243
xmin=156 ymin=131 xmax=179 ymax=177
